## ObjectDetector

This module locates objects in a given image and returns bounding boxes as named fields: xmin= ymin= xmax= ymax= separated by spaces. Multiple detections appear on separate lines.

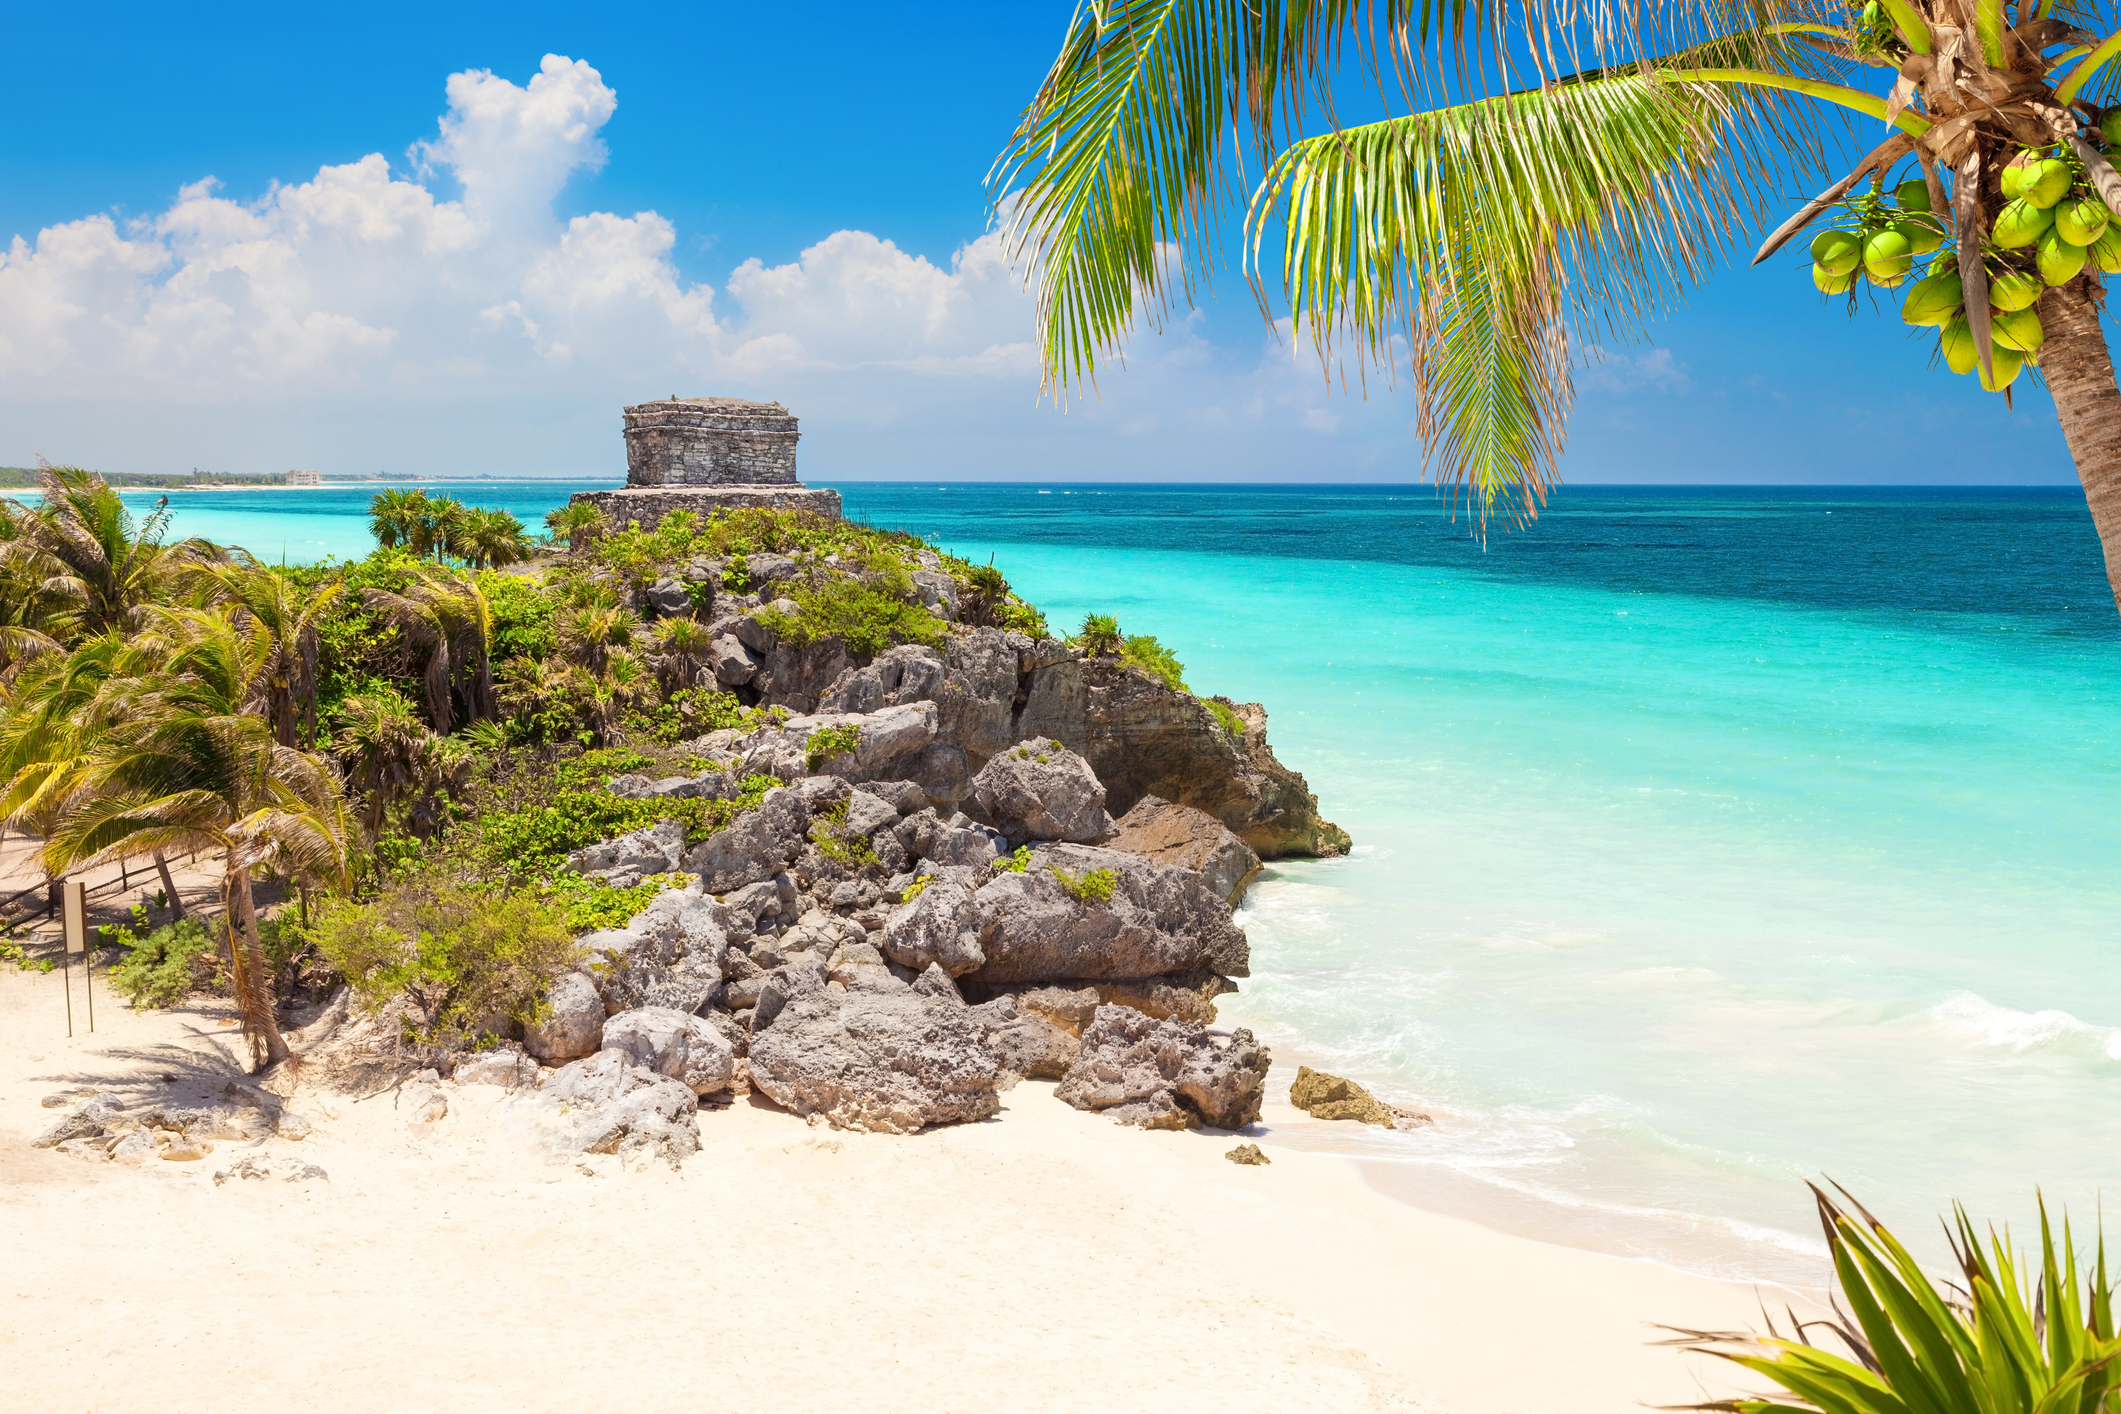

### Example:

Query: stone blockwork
xmin=624 ymin=398 xmax=801 ymax=486
xmin=572 ymin=485 xmax=843 ymax=533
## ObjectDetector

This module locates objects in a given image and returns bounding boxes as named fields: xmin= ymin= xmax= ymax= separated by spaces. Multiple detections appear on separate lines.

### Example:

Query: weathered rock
xmin=607 ymin=773 xmax=716 ymax=801
xmin=711 ymin=633 xmax=763 ymax=686
xmin=404 ymin=1080 xmax=448 ymax=1124
xmin=971 ymin=738 xmax=1114 ymax=845
xmin=1105 ymin=795 xmax=1262 ymax=905
xmin=747 ymin=552 xmax=798 ymax=584
xmin=454 ymin=1048 xmax=540 ymax=1089
xmin=32 ymin=1099 xmax=124 ymax=1149
xmin=683 ymin=787 xmax=809 ymax=892
xmin=840 ymin=788 xmax=900 ymax=840
xmin=160 ymin=1133 xmax=214 ymax=1160
xmin=601 ymin=1007 xmax=736 ymax=1095
xmin=1080 ymin=663 xmax=1350 ymax=859
xmin=55 ymin=1137 xmax=110 ymax=1163
xmin=274 ymin=1111 xmax=315 ymax=1141
xmin=509 ymin=1050 xmax=700 ymax=1166
xmin=563 ymin=818 xmax=687 ymax=887
xmin=960 ymin=843 xmax=1248 ymax=986
xmin=645 ymin=577 xmax=693 ymax=617
xmin=583 ymin=886 xmax=731 ymax=1015
xmin=524 ymin=972 xmax=606 ymax=1063
xmin=107 ymin=1129 xmax=157 ymax=1165
xmin=926 ymin=819 xmax=1007 ymax=868
xmin=909 ymin=570 xmax=959 ymax=619
xmin=1055 ymin=1005 xmax=1269 ymax=1131
xmin=1288 ymin=1065 xmax=1395 ymax=1127
xmin=879 ymin=875 xmax=985 ymax=978
xmin=750 ymin=957 xmax=828 ymax=1032
xmin=1225 ymin=1143 xmax=1270 ymax=1166
xmin=746 ymin=987 xmax=1001 ymax=1134
xmin=859 ymin=778 xmax=929 ymax=815
xmin=910 ymin=961 xmax=963 ymax=1004
xmin=214 ymin=1156 xmax=330 ymax=1185
xmin=966 ymin=995 xmax=1080 ymax=1080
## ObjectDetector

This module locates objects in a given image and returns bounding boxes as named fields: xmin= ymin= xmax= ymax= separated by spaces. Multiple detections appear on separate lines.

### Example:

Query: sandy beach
xmin=1 ymin=964 xmax=1797 ymax=1414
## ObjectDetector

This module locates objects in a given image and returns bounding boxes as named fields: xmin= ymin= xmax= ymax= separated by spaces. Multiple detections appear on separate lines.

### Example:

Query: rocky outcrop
xmin=967 ymin=994 xmax=1081 ymax=1080
xmin=524 ymin=972 xmax=606 ymax=1063
xmin=1104 ymin=795 xmax=1261 ymax=905
xmin=575 ymin=886 xmax=730 ymax=1017
xmin=1288 ymin=1066 xmax=1394 ymax=1127
xmin=509 ymin=1050 xmax=701 ymax=1167
xmin=1055 ymin=1005 xmax=1269 ymax=1132
xmin=682 ymin=786 xmax=809 ymax=892
xmin=746 ymin=986 xmax=1001 ymax=1134
xmin=563 ymin=818 xmax=687 ymax=888
xmin=602 ymin=1007 xmax=737 ymax=1096
xmin=971 ymin=738 xmax=1113 ymax=845
xmin=879 ymin=874 xmax=985 ymax=977
xmin=1078 ymin=662 xmax=1348 ymax=859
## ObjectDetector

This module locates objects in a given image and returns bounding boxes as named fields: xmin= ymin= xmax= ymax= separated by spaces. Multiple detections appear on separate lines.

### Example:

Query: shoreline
xmin=0 ymin=965 xmax=1805 ymax=1413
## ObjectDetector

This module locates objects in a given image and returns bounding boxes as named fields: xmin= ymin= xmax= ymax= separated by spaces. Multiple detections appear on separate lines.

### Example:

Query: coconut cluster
xmin=1807 ymin=113 xmax=2121 ymax=394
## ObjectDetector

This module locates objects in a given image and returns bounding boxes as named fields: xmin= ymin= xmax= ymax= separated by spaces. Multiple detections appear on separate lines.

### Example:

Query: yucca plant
xmin=1671 ymin=1185 xmax=2120 ymax=1413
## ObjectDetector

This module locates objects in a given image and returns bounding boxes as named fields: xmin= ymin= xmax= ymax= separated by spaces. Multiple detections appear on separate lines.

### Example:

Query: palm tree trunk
xmin=153 ymin=851 xmax=184 ymax=921
xmin=223 ymin=859 xmax=289 ymax=1068
xmin=2036 ymin=278 xmax=2121 ymax=616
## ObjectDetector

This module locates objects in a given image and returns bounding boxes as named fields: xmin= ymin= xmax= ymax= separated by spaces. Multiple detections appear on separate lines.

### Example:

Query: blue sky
xmin=0 ymin=2 xmax=2081 ymax=485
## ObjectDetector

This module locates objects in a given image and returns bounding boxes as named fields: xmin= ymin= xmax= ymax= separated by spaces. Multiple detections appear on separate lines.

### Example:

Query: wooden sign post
xmin=61 ymin=878 xmax=92 ymax=1035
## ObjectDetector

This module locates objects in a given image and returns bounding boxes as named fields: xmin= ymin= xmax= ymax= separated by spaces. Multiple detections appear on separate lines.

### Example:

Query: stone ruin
xmin=570 ymin=396 xmax=842 ymax=531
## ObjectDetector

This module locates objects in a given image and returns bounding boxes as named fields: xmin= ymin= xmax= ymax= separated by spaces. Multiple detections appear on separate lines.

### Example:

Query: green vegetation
xmin=991 ymin=845 xmax=1035 ymax=874
xmin=368 ymin=489 xmax=534 ymax=569
xmin=537 ymin=871 xmax=693 ymax=934
xmin=757 ymin=575 xmax=951 ymax=659
xmin=1205 ymin=699 xmax=1246 ymax=740
xmin=1048 ymin=864 xmax=1118 ymax=903
xmin=1683 ymin=1188 xmax=2119 ymax=1414
xmin=804 ymin=723 xmax=863 ymax=772
xmin=808 ymin=800 xmax=878 ymax=867
xmin=105 ymin=911 xmax=219 ymax=1009
xmin=1075 ymin=613 xmax=1122 ymax=656
xmin=1119 ymin=635 xmax=1186 ymax=692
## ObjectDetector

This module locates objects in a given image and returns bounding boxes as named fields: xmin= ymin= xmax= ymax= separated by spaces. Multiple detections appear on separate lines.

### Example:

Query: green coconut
xmin=1940 ymin=318 xmax=1980 ymax=375
xmin=1810 ymin=229 xmax=1863 ymax=276
xmin=1990 ymin=307 xmax=2045 ymax=355
xmin=2103 ymin=110 xmax=2121 ymax=148
xmin=1994 ymin=197 xmax=2055 ymax=249
xmin=2038 ymin=226 xmax=2088 ymax=285
xmin=1894 ymin=218 xmax=1945 ymax=256
xmin=2001 ymin=154 xmax=2038 ymax=201
xmin=1863 ymin=227 xmax=1915 ymax=282
xmin=1813 ymin=262 xmax=1857 ymax=294
xmin=1989 ymin=268 xmax=2041 ymax=311
xmin=2093 ymin=223 xmax=2121 ymax=275
xmin=1901 ymin=269 xmax=1963 ymax=326
xmin=2055 ymin=197 xmax=2111 ymax=246
xmin=2026 ymin=159 xmax=2073 ymax=209
xmin=1895 ymin=177 xmax=1932 ymax=213
xmin=1979 ymin=344 xmax=2027 ymax=391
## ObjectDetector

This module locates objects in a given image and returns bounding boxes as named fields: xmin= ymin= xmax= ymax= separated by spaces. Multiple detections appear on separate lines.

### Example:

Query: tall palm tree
xmin=28 ymin=610 xmax=351 ymax=1066
xmin=997 ymin=2 xmax=2121 ymax=613
xmin=0 ymin=465 xmax=217 ymax=640
xmin=185 ymin=559 xmax=345 ymax=748
xmin=362 ymin=569 xmax=495 ymax=733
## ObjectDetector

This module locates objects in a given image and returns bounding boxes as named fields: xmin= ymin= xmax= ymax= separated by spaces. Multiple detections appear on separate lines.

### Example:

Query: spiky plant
xmin=1075 ymin=612 xmax=1123 ymax=656
xmin=1670 ymin=1185 xmax=2121 ymax=1413
xmin=185 ymin=558 xmax=345 ymax=748
xmin=362 ymin=569 xmax=495 ymax=734
xmin=996 ymin=1 xmax=2121 ymax=613
xmin=544 ymin=500 xmax=610 ymax=554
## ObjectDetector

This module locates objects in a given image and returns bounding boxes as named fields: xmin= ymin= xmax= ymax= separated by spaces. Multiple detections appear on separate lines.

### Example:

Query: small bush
xmin=1075 ymin=613 xmax=1122 ymax=656
xmin=1048 ymin=865 xmax=1118 ymax=903
xmin=723 ymin=553 xmax=754 ymax=593
xmin=538 ymin=871 xmax=693 ymax=933
xmin=105 ymin=913 xmax=218 ymax=1008
xmin=805 ymin=723 xmax=862 ymax=772
xmin=629 ymin=687 xmax=749 ymax=745
xmin=809 ymin=807 xmax=877 ymax=867
xmin=991 ymin=845 xmax=1034 ymax=874
xmin=756 ymin=577 xmax=949 ymax=659
xmin=554 ymin=746 xmax=654 ymax=791
xmin=1205 ymin=699 xmax=1246 ymax=740
xmin=898 ymin=875 xmax=932 ymax=903
xmin=1120 ymin=635 xmax=1187 ymax=692
xmin=307 ymin=880 xmax=581 ymax=1044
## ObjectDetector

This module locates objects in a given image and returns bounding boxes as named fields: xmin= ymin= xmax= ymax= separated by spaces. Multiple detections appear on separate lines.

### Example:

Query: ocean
xmin=119 ymin=479 xmax=2121 ymax=1287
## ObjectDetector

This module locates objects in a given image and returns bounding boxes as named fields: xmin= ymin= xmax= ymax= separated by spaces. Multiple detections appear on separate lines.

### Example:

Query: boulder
xmin=879 ymin=875 xmax=985 ymax=978
xmin=508 ymin=1050 xmax=700 ymax=1166
xmin=524 ymin=972 xmax=606 ymax=1062
xmin=960 ymin=843 xmax=1248 ymax=986
xmin=1104 ymin=795 xmax=1262 ymax=906
xmin=1055 ymin=1005 xmax=1269 ymax=1131
xmin=971 ymin=738 xmax=1114 ymax=845
xmin=909 ymin=570 xmax=960 ymax=618
xmin=925 ymin=820 xmax=1007 ymax=868
xmin=32 ymin=1098 xmax=125 ymax=1149
xmin=683 ymin=787 xmax=809 ymax=893
xmin=841 ymin=788 xmax=900 ymax=840
xmin=108 ymin=1129 xmax=157 ymax=1165
xmin=577 ymin=887 xmax=729 ymax=1016
xmin=404 ymin=1079 xmax=448 ymax=1124
xmin=562 ymin=819 xmax=687 ymax=888
xmin=455 ymin=1049 xmax=539 ymax=1089
xmin=1226 ymin=1143 xmax=1270 ymax=1166
xmin=746 ymin=987 xmax=1001 ymax=1134
xmin=1288 ymin=1066 xmax=1395 ymax=1127
xmin=966 ymin=995 xmax=1080 ymax=1080
xmin=747 ymin=552 xmax=798 ymax=584
xmin=711 ymin=634 xmax=763 ymax=686
xmin=608 ymin=773 xmax=716 ymax=801
xmin=645 ymin=578 xmax=693 ymax=617
xmin=601 ymin=1007 xmax=737 ymax=1095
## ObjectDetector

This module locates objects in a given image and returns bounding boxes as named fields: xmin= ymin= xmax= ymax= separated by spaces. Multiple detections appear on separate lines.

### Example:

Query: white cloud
xmin=1578 ymin=347 xmax=1691 ymax=394
xmin=0 ymin=55 xmax=1420 ymax=480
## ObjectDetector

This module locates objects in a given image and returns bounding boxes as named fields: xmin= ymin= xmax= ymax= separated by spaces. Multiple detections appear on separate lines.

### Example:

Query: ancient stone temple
xmin=569 ymin=396 xmax=841 ymax=530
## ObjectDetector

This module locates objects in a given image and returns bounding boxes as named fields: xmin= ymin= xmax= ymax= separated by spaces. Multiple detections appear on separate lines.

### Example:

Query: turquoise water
xmin=124 ymin=480 xmax=2121 ymax=1284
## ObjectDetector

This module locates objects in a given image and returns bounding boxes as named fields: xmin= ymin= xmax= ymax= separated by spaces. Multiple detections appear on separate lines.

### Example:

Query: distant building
xmin=569 ymin=396 xmax=841 ymax=532
xmin=286 ymin=469 xmax=322 ymax=486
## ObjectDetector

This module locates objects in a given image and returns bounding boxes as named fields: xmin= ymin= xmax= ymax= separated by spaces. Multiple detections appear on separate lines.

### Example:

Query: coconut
xmin=1989 ymin=269 xmax=2041 ymax=312
xmin=1990 ymin=307 xmax=2045 ymax=355
xmin=1895 ymin=177 xmax=1932 ymax=213
xmin=2037 ymin=226 xmax=2088 ymax=285
xmin=2055 ymin=197 xmax=2110 ymax=246
xmin=1993 ymin=197 xmax=2055 ymax=249
xmin=1900 ymin=269 xmax=1963 ymax=326
xmin=2094 ymin=223 xmax=2121 ymax=275
xmin=1813 ymin=262 xmax=1857 ymax=294
xmin=1810 ymin=229 xmax=1862 ymax=276
xmin=2001 ymin=154 xmax=2039 ymax=201
xmin=2027 ymin=159 xmax=2073 ymax=209
xmin=1893 ymin=218 xmax=1945 ymax=256
xmin=1862 ymin=227 xmax=1915 ymax=282
xmin=1979 ymin=345 xmax=2026 ymax=392
xmin=2104 ymin=110 xmax=2121 ymax=148
xmin=1940 ymin=318 xmax=1980 ymax=375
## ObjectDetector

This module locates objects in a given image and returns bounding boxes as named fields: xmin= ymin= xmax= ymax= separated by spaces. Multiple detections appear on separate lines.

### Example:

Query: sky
xmin=0 ymin=2 xmax=2085 ymax=485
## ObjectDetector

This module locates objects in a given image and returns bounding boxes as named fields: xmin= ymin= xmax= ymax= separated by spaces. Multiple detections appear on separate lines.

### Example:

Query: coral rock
xmin=1287 ymin=1066 xmax=1396 ymax=1127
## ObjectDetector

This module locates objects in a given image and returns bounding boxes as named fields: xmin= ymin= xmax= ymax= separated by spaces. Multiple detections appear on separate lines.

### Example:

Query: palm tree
xmin=1 ymin=465 xmax=216 ymax=640
xmin=647 ymin=616 xmax=715 ymax=692
xmin=459 ymin=507 xmax=533 ymax=570
xmin=544 ymin=500 xmax=610 ymax=553
xmin=362 ymin=569 xmax=495 ymax=734
xmin=368 ymin=488 xmax=430 ymax=553
xmin=557 ymin=598 xmax=638 ymax=677
xmin=426 ymin=496 xmax=471 ymax=563
xmin=997 ymin=5 xmax=2121 ymax=613
xmin=185 ymin=559 xmax=345 ymax=748
xmin=29 ymin=610 xmax=352 ymax=1066
xmin=332 ymin=691 xmax=430 ymax=840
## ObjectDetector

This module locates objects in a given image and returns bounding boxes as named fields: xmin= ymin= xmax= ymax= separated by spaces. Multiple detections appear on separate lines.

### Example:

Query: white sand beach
xmin=0 ymin=964 xmax=1797 ymax=1414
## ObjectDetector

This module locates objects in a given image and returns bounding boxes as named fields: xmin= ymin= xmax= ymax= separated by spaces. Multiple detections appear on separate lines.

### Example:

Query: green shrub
xmin=991 ymin=845 xmax=1035 ymax=874
xmin=809 ymin=804 xmax=878 ymax=867
xmin=537 ymin=871 xmax=693 ymax=933
xmin=1075 ymin=613 xmax=1122 ymax=656
xmin=629 ymin=687 xmax=749 ymax=745
xmin=307 ymin=880 xmax=581 ymax=1044
xmin=805 ymin=723 xmax=862 ymax=772
xmin=553 ymin=746 xmax=653 ymax=791
xmin=105 ymin=912 xmax=218 ymax=1008
xmin=723 ymin=553 xmax=754 ymax=593
xmin=1205 ymin=699 xmax=1246 ymax=740
xmin=1120 ymin=634 xmax=1187 ymax=692
xmin=1048 ymin=864 xmax=1118 ymax=903
xmin=756 ymin=577 xmax=949 ymax=658
xmin=483 ymin=571 xmax=557 ymax=661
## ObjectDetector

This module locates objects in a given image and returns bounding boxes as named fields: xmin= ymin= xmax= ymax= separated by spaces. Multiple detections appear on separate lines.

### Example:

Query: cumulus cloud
xmin=0 ymin=54 xmax=1420 ymax=480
